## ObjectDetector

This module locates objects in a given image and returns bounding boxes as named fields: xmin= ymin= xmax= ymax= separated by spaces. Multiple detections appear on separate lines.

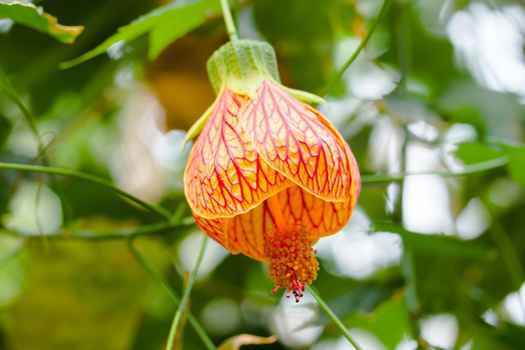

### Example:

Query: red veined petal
xmin=269 ymin=186 xmax=355 ymax=241
xmin=193 ymin=215 xmax=228 ymax=248
xmin=184 ymin=88 xmax=290 ymax=219
xmin=194 ymin=214 xmax=267 ymax=261
xmin=241 ymin=80 xmax=356 ymax=202
xmin=194 ymin=185 xmax=357 ymax=261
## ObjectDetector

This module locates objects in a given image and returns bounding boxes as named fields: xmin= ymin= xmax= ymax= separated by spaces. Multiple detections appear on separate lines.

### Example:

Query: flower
xmin=184 ymin=40 xmax=360 ymax=301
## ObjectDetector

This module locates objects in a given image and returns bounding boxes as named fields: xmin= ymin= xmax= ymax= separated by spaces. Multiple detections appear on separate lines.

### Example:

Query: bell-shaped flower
xmin=184 ymin=40 xmax=360 ymax=301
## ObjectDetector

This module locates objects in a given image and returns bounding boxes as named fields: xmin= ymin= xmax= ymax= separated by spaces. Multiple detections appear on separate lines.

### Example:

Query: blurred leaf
xmin=346 ymin=295 xmax=409 ymax=349
xmin=385 ymin=0 xmax=457 ymax=95
xmin=61 ymin=0 xmax=220 ymax=68
xmin=8 ymin=240 xmax=166 ymax=350
xmin=0 ymin=1 xmax=83 ymax=43
xmin=373 ymin=223 xmax=492 ymax=259
xmin=506 ymin=146 xmax=525 ymax=186
xmin=148 ymin=0 xmax=220 ymax=60
xmin=0 ymin=114 xmax=12 ymax=149
xmin=437 ymin=81 xmax=525 ymax=139
xmin=471 ymin=322 xmax=525 ymax=350
xmin=253 ymin=0 xmax=338 ymax=91
xmin=130 ymin=312 xmax=172 ymax=350
xmin=0 ymin=255 xmax=24 ymax=307
xmin=456 ymin=142 xmax=525 ymax=187
xmin=0 ymin=236 xmax=24 ymax=307
xmin=218 ymin=334 xmax=277 ymax=349
xmin=440 ymin=105 xmax=486 ymax=136
xmin=456 ymin=142 xmax=505 ymax=165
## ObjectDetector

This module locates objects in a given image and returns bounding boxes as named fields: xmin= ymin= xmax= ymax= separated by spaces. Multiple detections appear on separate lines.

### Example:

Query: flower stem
xmin=361 ymin=157 xmax=508 ymax=185
xmin=323 ymin=0 xmax=391 ymax=96
xmin=166 ymin=235 xmax=209 ymax=350
xmin=306 ymin=286 xmax=363 ymax=350
xmin=0 ymin=161 xmax=171 ymax=220
xmin=128 ymin=239 xmax=217 ymax=350
xmin=220 ymin=0 xmax=239 ymax=41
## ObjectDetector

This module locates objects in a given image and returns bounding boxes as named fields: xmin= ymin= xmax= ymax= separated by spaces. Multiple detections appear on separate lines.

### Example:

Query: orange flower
xmin=184 ymin=40 xmax=360 ymax=301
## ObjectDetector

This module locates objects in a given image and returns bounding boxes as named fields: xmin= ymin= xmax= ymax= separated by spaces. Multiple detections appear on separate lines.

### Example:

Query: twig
xmin=0 ymin=69 xmax=49 ymax=164
xmin=323 ymin=0 xmax=392 ymax=95
xmin=307 ymin=286 xmax=363 ymax=350
xmin=0 ymin=162 xmax=171 ymax=220
xmin=396 ymin=126 xmax=423 ymax=347
xmin=361 ymin=157 xmax=508 ymax=185
xmin=127 ymin=239 xmax=217 ymax=350
xmin=0 ymin=221 xmax=193 ymax=242
xmin=166 ymin=236 xmax=208 ymax=350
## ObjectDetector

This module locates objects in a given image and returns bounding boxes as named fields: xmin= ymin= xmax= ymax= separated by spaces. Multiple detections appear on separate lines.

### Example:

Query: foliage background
xmin=0 ymin=0 xmax=525 ymax=349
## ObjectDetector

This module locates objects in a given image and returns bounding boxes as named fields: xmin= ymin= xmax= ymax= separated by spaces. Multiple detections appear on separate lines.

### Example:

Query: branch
xmin=128 ymin=239 xmax=217 ymax=350
xmin=0 ymin=69 xmax=49 ymax=163
xmin=166 ymin=235 xmax=208 ymax=350
xmin=0 ymin=161 xmax=172 ymax=220
xmin=323 ymin=0 xmax=392 ymax=95
xmin=0 ymin=221 xmax=194 ymax=242
xmin=307 ymin=286 xmax=363 ymax=350
xmin=361 ymin=157 xmax=508 ymax=185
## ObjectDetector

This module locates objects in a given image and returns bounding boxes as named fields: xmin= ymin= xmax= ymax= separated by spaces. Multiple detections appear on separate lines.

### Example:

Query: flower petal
xmin=193 ymin=215 xmax=228 ymax=248
xmin=194 ymin=185 xmax=357 ymax=261
xmin=184 ymin=89 xmax=290 ymax=219
xmin=241 ymin=80 xmax=357 ymax=202
xmin=269 ymin=186 xmax=355 ymax=240
xmin=194 ymin=214 xmax=267 ymax=261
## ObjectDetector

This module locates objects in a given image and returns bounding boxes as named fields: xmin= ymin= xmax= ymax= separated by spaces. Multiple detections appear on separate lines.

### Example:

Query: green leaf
xmin=506 ymin=146 xmax=525 ymax=186
xmin=61 ymin=0 xmax=220 ymax=69
xmin=0 ymin=1 xmax=83 ymax=43
xmin=373 ymin=222 xmax=492 ymax=259
xmin=148 ymin=0 xmax=220 ymax=60
xmin=471 ymin=322 xmax=525 ymax=350
xmin=456 ymin=142 xmax=525 ymax=186
xmin=456 ymin=142 xmax=505 ymax=165
xmin=345 ymin=295 xmax=409 ymax=349
xmin=0 ymin=114 xmax=12 ymax=149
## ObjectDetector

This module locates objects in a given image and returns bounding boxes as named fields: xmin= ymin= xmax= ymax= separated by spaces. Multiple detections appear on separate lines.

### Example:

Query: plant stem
xmin=0 ymin=69 xmax=48 ymax=164
xmin=361 ymin=157 xmax=508 ymax=185
xmin=220 ymin=0 xmax=239 ymax=41
xmin=0 ymin=161 xmax=171 ymax=220
xmin=396 ymin=126 xmax=423 ymax=348
xmin=128 ymin=239 xmax=217 ymax=350
xmin=0 ymin=156 xmax=505 ymax=219
xmin=1 ymin=222 xmax=193 ymax=241
xmin=166 ymin=235 xmax=208 ymax=350
xmin=306 ymin=286 xmax=363 ymax=350
xmin=323 ymin=0 xmax=391 ymax=95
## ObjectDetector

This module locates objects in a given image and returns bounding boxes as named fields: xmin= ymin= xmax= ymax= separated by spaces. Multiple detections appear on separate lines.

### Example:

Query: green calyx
xmin=207 ymin=39 xmax=280 ymax=96
xmin=185 ymin=39 xmax=325 ymax=143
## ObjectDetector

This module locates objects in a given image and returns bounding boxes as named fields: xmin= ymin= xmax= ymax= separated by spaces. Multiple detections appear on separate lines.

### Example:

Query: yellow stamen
xmin=265 ymin=228 xmax=319 ymax=302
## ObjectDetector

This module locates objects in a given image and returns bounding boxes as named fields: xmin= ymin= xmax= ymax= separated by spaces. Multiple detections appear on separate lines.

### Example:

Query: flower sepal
xmin=184 ymin=101 xmax=215 ymax=144
xmin=281 ymin=85 xmax=325 ymax=105
xmin=207 ymin=39 xmax=280 ymax=97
